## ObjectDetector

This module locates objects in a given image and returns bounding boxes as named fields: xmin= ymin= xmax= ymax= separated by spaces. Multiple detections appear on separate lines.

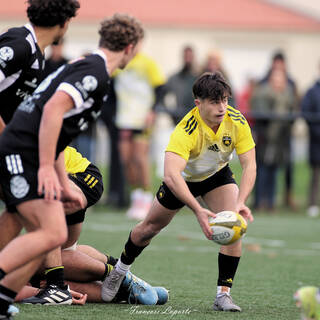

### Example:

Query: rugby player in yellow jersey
xmin=114 ymin=51 xmax=166 ymax=220
xmin=102 ymin=72 xmax=257 ymax=312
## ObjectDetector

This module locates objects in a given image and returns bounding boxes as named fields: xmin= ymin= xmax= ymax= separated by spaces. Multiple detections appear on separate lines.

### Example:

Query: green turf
xmin=16 ymin=208 xmax=319 ymax=319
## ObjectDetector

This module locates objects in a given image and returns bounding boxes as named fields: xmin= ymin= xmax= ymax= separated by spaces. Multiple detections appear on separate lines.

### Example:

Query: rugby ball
xmin=209 ymin=211 xmax=247 ymax=245
xmin=294 ymin=286 xmax=320 ymax=320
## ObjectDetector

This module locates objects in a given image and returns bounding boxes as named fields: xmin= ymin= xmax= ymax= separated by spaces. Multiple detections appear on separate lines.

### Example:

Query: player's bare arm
xmin=38 ymin=91 xmax=74 ymax=201
xmin=237 ymin=147 xmax=256 ymax=222
xmin=0 ymin=116 xmax=5 ymax=135
xmin=164 ymin=151 xmax=215 ymax=239
xmin=54 ymin=151 xmax=85 ymax=209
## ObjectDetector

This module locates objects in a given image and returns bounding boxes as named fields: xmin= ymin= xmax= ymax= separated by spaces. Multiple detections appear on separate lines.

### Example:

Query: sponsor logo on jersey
xmin=75 ymin=82 xmax=89 ymax=99
xmin=18 ymin=97 xmax=35 ymax=113
xmin=222 ymin=135 xmax=232 ymax=146
xmin=208 ymin=144 xmax=220 ymax=152
xmin=16 ymin=88 xmax=31 ymax=101
xmin=91 ymin=110 xmax=101 ymax=120
xmin=0 ymin=46 xmax=14 ymax=61
xmin=0 ymin=60 xmax=6 ymax=68
xmin=82 ymin=75 xmax=98 ymax=92
xmin=10 ymin=175 xmax=30 ymax=199
xmin=24 ymin=78 xmax=38 ymax=88
xmin=78 ymin=117 xmax=89 ymax=131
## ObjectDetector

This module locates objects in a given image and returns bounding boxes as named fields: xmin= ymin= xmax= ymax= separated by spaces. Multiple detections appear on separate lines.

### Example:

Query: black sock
xmin=106 ymin=255 xmax=118 ymax=266
xmin=29 ymin=273 xmax=43 ymax=288
xmin=0 ymin=285 xmax=17 ymax=315
xmin=45 ymin=266 xmax=65 ymax=289
xmin=0 ymin=269 xmax=6 ymax=281
xmin=120 ymin=232 xmax=147 ymax=265
xmin=102 ymin=264 xmax=114 ymax=281
xmin=217 ymin=253 xmax=240 ymax=288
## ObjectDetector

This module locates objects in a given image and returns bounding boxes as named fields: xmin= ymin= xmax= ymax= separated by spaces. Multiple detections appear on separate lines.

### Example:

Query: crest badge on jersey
xmin=0 ymin=46 xmax=14 ymax=61
xmin=222 ymin=135 xmax=232 ymax=147
xmin=10 ymin=175 xmax=30 ymax=199
xmin=82 ymin=75 xmax=98 ymax=92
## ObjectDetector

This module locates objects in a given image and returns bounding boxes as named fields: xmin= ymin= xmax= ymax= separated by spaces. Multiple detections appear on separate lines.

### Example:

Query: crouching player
xmin=16 ymin=244 xmax=169 ymax=306
xmin=8 ymin=147 xmax=167 ymax=306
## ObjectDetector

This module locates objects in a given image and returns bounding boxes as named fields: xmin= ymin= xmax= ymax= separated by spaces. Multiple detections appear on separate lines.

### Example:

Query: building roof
xmin=2 ymin=0 xmax=320 ymax=31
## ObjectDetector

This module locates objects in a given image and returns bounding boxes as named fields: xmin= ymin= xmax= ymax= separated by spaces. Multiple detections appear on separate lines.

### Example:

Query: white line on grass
xmin=84 ymin=222 xmax=320 ymax=256
xmin=148 ymin=245 xmax=320 ymax=256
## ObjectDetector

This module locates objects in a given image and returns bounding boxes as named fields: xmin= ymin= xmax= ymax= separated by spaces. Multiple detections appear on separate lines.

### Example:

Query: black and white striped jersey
xmin=0 ymin=50 xmax=110 ymax=162
xmin=0 ymin=23 xmax=45 ymax=124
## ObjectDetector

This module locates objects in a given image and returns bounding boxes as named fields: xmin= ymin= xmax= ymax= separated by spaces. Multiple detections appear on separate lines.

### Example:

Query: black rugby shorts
xmin=156 ymin=165 xmax=236 ymax=210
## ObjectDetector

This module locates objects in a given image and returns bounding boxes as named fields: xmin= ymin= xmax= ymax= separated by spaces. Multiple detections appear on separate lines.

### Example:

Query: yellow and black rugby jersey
xmin=114 ymin=52 xmax=166 ymax=130
xmin=166 ymin=106 xmax=255 ymax=182
xmin=64 ymin=146 xmax=91 ymax=174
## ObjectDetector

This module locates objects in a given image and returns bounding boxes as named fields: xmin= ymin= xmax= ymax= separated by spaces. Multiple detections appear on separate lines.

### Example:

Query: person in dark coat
xmin=259 ymin=50 xmax=299 ymax=210
xmin=301 ymin=66 xmax=320 ymax=217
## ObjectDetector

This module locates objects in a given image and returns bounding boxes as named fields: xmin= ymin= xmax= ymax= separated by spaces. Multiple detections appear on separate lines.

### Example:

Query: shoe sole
xmin=22 ymin=299 xmax=72 ymax=305
xmin=213 ymin=307 xmax=241 ymax=312
xmin=213 ymin=304 xmax=241 ymax=312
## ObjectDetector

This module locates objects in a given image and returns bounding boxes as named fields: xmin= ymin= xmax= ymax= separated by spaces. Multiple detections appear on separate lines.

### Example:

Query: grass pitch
xmin=14 ymin=160 xmax=318 ymax=319
xmin=17 ymin=207 xmax=319 ymax=320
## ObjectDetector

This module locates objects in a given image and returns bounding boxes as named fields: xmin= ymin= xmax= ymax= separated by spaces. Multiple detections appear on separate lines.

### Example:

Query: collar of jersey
xmin=195 ymin=107 xmax=225 ymax=138
xmin=93 ymin=49 xmax=109 ymax=74
xmin=24 ymin=23 xmax=37 ymax=43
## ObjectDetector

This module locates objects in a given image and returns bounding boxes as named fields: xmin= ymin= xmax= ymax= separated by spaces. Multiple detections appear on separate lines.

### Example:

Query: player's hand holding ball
xmin=209 ymin=211 xmax=247 ymax=245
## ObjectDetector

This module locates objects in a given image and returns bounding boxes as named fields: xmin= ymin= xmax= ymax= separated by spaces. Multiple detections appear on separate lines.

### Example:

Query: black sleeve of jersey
xmin=56 ymin=57 xmax=107 ymax=109
xmin=0 ymin=38 xmax=31 ymax=77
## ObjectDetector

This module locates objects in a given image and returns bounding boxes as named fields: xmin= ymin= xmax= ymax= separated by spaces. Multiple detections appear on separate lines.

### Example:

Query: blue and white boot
xmin=122 ymin=271 xmax=158 ymax=305
xmin=154 ymin=287 xmax=169 ymax=305
xmin=7 ymin=306 xmax=19 ymax=316
xmin=0 ymin=305 xmax=19 ymax=320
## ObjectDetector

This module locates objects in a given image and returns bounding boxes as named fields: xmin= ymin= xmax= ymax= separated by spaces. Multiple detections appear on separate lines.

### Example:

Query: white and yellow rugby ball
xmin=209 ymin=211 xmax=247 ymax=245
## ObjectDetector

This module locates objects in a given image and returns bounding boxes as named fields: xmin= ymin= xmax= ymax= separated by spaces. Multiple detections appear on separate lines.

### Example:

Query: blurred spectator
xmin=259 ymin=50 xmax=299 ymax=210
xmin=301 ymin=63 xmax=320 ymax=217
xmin=202 ymin=49 xmax=236 ymax=107
xmin=100 ymin=79 xmax=128 ymax=208
xmin=237 ymin=75 xmax=257 ymax=126
xmin=163 ymin=45 xmax=198 ymax=124
xmin=114 ymin=48 xmax=166 ymax=220
xmin=251 ymin=69 xmax=297 ymax=211
xmin=43 ymin=39 xmax=68 ymax=78
xmin=260 ymin=51 xmax=297 ymax=92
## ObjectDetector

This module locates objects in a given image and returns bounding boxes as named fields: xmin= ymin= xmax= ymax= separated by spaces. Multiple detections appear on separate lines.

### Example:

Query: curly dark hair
xmin=193 ymin=72 xmax=232 ymax=102
xmin=27 ymin=0 xmax=80 ymax=27
xmin=99 ymin=14 xmax=144 ymax=51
